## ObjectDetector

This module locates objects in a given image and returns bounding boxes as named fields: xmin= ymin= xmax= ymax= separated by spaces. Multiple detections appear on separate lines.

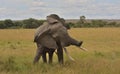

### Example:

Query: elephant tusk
xmin=54 ymin=48 xmax=75 ymax=61
xmin=79 ymin=47 xmax=88 ymax=51
xmin=55 ymin=48 xmax=75 ymax=61
xmin=63 ymin=48 xmax=75 ymax=61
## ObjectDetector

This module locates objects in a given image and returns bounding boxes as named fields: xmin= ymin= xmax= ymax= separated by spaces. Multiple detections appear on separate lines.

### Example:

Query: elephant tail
xmin=34 ymin=36 xmax=38 ymax=42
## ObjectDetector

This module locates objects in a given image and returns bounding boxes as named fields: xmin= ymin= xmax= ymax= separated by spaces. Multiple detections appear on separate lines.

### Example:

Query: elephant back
xmin=34 ymin=22 xmax=50 ymax=42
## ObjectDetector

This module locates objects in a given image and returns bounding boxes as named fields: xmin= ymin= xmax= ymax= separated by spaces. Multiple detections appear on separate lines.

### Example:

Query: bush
xmin=13 ymin=21 xmax=23 ymax=28
xmin=4 ymin=19 xmax=14 ymax=28
xmin=0 ymin=21 xmax=6 ymax=29
xmin=90 ymin=20 xmax=107 ymax=27
xmin=83 ymin=23 xmax=92 ymax=27
xmin=22 ymin=18 xmax=45 ymax=28
xmin=66 ymin=22 xmax=75 ymax=28
xmin=107 ymin=22 xmax=117 ymax=27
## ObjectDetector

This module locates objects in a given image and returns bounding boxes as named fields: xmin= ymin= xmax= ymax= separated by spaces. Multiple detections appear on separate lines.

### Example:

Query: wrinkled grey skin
xmin=33 ymin=14 xmax=82 ymax=64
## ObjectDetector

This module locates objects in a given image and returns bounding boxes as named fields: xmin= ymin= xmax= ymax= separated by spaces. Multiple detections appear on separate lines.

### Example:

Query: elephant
xmin=33 ymin=14 xmax=83 ymax=64
xmin=33 ymin=17 xmax=74 ymax=64
xmin=33 ymin=15 xmax=72 ymax=64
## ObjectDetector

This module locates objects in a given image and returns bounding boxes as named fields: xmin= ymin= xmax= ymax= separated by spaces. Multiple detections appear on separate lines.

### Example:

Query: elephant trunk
xmin=69 ymin=37 xmax=83 ymax=47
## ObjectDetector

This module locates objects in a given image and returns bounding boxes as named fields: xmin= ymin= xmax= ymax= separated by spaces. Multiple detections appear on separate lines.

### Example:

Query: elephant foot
xmin=42 ymin=52 xmax=47 ymax=63
xmin=33 ymin=57 xmax=40 ymax=64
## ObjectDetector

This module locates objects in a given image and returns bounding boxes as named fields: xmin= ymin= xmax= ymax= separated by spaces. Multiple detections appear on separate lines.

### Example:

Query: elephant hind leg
xmin=33 ymin=44 xmax=44 ymax=64
xmin=42 ymin=50 xmax=47 ymax=63
xmin=48 ymin=49 xmax=55 ymax=64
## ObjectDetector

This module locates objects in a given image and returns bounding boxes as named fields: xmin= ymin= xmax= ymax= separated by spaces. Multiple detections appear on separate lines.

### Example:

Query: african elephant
xmin=33 ymin=19 xmax=74 ymax=64
xmin=33 ymin=14 xmax=83 ymax=64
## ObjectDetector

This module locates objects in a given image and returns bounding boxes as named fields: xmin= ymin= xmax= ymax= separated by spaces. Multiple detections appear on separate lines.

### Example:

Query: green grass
xmin=0 ymin=28 xmax=120 ymax=74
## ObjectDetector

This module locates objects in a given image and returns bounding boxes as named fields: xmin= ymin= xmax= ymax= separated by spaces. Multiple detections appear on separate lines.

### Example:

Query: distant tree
xmin=0 ymin=21 xmax=6 ymax=29
xmin=23 ymin=18 xmax=40 ymax=28
xmin=13 ymin=21 xmax=23 ymax=28
xmin=4 ymin=19 xmax=14 ymax=28
xmin=80 ymin=15 xmax=86 ymax=24
xmin=76 ymin=15 xmax=86 ymax=27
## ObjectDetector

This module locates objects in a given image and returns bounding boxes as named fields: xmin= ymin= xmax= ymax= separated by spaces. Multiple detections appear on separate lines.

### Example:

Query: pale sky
xmin=0 ymin=0 xmax=120 ymax=20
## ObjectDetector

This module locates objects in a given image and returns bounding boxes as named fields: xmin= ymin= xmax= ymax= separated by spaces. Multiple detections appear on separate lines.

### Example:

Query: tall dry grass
xmin=0 ymin=28 xmax=120 ymax=74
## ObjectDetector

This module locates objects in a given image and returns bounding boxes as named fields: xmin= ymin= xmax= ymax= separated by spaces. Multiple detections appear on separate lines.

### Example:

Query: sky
xmin=0 ymin=0 xmax=120 ymax=20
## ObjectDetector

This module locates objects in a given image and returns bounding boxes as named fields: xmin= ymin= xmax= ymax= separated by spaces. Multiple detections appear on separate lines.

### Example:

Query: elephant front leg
xmin=57 ymin=47 xmax=63 ymax=64
xmin=56 ymin=39 xmax=63 ymax=64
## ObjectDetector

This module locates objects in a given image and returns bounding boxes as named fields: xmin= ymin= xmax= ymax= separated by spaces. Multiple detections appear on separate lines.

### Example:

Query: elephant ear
xmin=34 ymin=21 xmax=58 ymax=49
xmin=34 ymin=22 xmax=50 ymax=42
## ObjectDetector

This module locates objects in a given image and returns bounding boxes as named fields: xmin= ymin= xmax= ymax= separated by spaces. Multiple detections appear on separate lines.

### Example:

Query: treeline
xmin=66 ymin=16 xmax=120 ymax=28
xmin=0 ymin=17 xmax=120 ymax=29
xmin=67 ymin=20 xmax=120 ymax=28
xmin=0 ymin=18 xmax=45 ymax=29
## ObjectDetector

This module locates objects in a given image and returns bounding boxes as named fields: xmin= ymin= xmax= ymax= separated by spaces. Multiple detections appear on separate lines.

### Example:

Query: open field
xmin=0 ymin=28 xmax=120 ymax=74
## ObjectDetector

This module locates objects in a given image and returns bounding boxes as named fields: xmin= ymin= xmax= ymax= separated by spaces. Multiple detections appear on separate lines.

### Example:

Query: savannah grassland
xmin=0 ymin=28 xmax=120 ymax=74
